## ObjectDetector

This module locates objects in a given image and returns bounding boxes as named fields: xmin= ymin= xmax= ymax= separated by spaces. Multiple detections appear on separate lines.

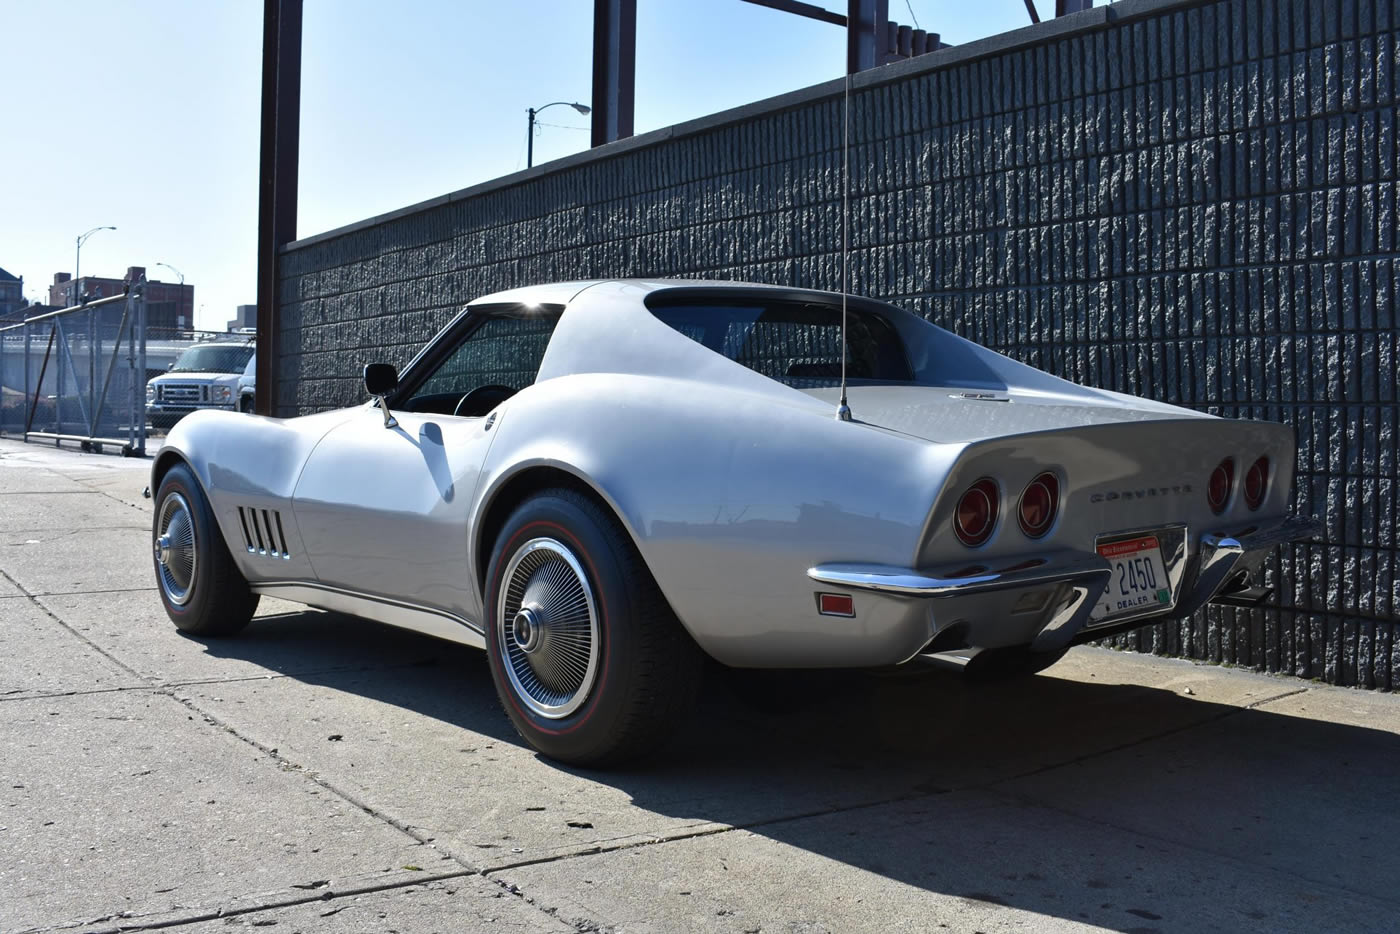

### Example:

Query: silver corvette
xmin=149 ymin=280 xmax=1317 ymax=764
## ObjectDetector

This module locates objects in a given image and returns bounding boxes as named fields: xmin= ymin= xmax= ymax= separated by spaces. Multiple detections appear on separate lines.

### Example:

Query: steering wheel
xmin=453 ymin=384 xmax=517 ymax=418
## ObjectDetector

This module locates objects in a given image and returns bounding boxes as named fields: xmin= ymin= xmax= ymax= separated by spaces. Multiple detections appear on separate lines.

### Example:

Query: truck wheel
xmin=484 ymin=488 xmax=703 ymax=766
xmin=153 ymin=463 xmax=259 ymax=636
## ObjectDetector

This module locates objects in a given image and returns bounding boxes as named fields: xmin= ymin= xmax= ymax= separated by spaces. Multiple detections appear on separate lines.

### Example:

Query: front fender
xmin=152 ymin=407 xmax=358 ymax=581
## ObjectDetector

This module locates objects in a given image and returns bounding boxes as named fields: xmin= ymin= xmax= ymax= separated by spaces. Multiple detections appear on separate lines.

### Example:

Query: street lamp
xmin=155 ymin=262 xmax=187 ymax=329
xmin=74 ymin=225 xmax=116 ymax=306
xmin=527 ymin=101 xmax=591 ymax=169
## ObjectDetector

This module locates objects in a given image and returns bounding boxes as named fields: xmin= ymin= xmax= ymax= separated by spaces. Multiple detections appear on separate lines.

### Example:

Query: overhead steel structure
xmin=256 ymin=0 xmax=1093 ymax=415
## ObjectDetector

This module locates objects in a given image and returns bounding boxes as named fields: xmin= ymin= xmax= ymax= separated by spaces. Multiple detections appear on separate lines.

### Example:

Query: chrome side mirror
xmin=363 ymin=363 xmax=399 ymax=429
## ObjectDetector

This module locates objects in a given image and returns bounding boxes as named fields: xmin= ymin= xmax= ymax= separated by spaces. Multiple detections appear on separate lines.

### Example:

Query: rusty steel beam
xmin=255 ymin=0 xmax=302 ymax=417
xmin=591 ymin=0 xmax=636 ymax=148
xmin=740 ymin=0 xmax=847 ymax=27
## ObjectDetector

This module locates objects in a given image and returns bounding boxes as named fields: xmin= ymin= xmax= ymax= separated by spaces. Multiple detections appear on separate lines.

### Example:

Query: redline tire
xmin=484 ymin=488 xmax=703 ymax=766
xmin=152 ymin=463 xmax=259 ymax=636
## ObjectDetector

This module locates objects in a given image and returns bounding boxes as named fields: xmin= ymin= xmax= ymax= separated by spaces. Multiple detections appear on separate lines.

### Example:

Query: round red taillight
xmin=1018 ymin=472 xmax=1059 ymax=538
xmin=1244 ymin=456 xmax=1269 ymax=510
xmin=954 ymin=478 xmax=999 ymax=547
xmin=1207 ymin=458 xmax=1234 ymax=514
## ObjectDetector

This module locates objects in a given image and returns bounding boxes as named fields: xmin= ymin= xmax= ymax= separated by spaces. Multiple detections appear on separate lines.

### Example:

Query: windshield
xmin=170 ymin=344 xmax=255 ymax=374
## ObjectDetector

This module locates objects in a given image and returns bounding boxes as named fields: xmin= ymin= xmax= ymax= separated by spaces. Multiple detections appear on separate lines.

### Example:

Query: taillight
xmin=1244 ymin=456 xmax=1269 ymax=510
xmin=1018 ymin=472 xmax=1059 ymax=538
xmin=954 ymin=478 xmax=999 ymax=547
xmin=1207 ymin=458 xmax=1234 ymax=514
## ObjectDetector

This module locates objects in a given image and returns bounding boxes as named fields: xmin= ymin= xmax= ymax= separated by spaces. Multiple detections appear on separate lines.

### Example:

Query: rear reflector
xmin=817 ymin=593 xmax=855 ymax=617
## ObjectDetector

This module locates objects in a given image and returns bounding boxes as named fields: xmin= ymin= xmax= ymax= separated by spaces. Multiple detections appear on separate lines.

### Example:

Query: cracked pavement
xmin=1 ymin=437 xmax=1397 ymax=933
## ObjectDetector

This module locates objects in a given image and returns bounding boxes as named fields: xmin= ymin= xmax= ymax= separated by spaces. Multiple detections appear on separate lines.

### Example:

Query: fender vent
xmin=237 ymin=506 xmax=291 ymax=559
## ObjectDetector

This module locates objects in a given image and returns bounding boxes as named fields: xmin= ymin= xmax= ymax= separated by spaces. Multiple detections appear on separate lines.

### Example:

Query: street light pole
xmin=526 ymin=101 xmax=591 ymax=169
xmin=74 ymin=225 xmax=116 ymax=306
xmin=154 ymin=262 xmax=186 ymax=329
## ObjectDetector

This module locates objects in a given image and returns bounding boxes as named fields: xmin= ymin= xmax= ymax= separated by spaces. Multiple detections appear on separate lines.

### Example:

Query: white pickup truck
xmin=146 ymin=340 xmax=255 ymax=429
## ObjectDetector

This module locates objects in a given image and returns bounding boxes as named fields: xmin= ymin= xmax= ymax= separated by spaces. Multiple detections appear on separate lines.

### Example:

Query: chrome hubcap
xmin=155 ymin=492 xmax=197 ymax=606
xmin=497 ymin=537 xmax=599 ymax=719
xmin=513 ymin=605 xmax=544 ymax=653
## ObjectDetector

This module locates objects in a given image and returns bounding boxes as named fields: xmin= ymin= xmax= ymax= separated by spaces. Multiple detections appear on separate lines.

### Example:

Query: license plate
xmin=1090 ymin=535 xmax=1172 ymax=624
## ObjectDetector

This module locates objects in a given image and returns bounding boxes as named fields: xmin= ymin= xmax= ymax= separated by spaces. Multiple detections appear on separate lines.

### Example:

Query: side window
xmin=405 ymin=313 xmax=559 ymax=415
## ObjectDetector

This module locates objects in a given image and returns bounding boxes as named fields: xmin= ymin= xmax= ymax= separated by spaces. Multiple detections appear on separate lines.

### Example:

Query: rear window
xmin=649 ymin=300 xmax=913 ymax=387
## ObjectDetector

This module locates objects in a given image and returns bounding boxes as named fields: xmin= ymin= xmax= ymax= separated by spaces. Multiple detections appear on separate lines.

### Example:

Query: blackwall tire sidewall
xmin=154 ymin=465 xmax=211 ymax=630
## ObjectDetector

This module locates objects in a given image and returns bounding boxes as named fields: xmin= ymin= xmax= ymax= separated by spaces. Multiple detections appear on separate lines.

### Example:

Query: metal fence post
xmin=88 ymin=303 xmax=97 ymax=434
xmin=23 ymin=322 xmax=32 ymax=434
xmin=136 ymin=290 xmax=147 ymax=455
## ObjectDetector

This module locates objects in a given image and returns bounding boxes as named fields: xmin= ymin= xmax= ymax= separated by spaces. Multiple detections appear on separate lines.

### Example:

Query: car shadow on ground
xmin=196 ymin=610 xmax=1400 ymax=932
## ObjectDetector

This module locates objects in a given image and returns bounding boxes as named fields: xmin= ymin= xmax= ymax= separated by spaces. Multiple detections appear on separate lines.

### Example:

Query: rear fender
xmin=474 ymin=373 xmax=953 ymax=665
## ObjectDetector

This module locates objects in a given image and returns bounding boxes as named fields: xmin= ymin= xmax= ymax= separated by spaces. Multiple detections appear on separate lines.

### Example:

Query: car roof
xmin=466 ymin=279 xmax=849 ymax=310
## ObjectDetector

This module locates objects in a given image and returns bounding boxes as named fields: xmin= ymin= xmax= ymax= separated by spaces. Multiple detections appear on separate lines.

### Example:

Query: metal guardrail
xmin=0 ymin=291 xmax=148 ymax=456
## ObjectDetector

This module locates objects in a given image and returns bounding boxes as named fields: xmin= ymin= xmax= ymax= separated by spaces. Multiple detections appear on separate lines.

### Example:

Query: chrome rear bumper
xmin=808 ymin=514 xmax=1321 ymax=656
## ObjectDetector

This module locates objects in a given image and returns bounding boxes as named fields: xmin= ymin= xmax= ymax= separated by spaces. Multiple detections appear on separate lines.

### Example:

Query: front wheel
xmin=152 ymin=463 xmax=259 ymax=636
xmin=484 ymin=489 xmax=703 ymax=766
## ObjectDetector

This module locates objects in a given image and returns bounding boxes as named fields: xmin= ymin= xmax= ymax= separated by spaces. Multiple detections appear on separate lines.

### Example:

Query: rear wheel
xmin=153 ymin=463 xmax=259 ymax=636
xmin=484 ymin=489 xmax=703 ymax=766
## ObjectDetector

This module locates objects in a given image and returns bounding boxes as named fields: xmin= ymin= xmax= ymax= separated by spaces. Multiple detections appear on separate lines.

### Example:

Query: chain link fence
xmin=0 ymin=292 xmax=149 ymax=455
xmin=0 ymin=290 xmax=256 ymax=454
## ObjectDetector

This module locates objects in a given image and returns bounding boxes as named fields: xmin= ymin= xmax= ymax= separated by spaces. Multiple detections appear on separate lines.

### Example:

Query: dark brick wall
xmin=277 ymin=0 xmax=1399 ymax=687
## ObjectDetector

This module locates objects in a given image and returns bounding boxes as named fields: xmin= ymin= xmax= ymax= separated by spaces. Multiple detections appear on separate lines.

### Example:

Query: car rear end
xmin=809 ymin=413 xmax=1317 ymax=661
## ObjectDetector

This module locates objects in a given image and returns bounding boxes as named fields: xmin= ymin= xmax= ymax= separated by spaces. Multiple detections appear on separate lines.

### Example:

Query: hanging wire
xmin=903 ymin=0 xmax=921 ymax=29
xmin=837 ymin=72 xmax=852 ymax=423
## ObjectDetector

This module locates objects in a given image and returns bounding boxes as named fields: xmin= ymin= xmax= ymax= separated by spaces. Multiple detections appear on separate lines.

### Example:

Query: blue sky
xmin=1 ymin=1 xmax=1058 ymax=330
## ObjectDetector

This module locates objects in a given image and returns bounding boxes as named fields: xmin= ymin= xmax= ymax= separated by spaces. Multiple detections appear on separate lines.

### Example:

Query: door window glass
xmin=405 ymin=312 xmax=560 ymax=414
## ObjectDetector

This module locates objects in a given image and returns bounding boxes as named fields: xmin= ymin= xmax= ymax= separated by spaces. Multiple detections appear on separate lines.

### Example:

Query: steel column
xmin=590 ymin=0 xmax=636 ymax=147
xmin=255 ymin=0 xmax=302 ymax=417
xmin=1055 ymin=0 xmax=1093 ymax=14
xmin=846 ymin=0 xmax=887 ymax=74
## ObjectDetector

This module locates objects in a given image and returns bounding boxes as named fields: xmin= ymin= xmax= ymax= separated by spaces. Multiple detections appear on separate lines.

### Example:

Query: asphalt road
xmin=1 ymin=437 xmax=1397 ymax=934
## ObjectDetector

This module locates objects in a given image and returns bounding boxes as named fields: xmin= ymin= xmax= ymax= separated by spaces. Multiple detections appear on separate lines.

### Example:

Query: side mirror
xmin=363 ymin=362 xmax=398 ymax=397
xmin=363 ymin=363 xmax=399 ymax=429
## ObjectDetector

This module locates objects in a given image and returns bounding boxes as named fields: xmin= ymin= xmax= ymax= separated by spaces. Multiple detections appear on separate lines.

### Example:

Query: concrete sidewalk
xmin=1 ymin=437 xmax=1396 ymax=934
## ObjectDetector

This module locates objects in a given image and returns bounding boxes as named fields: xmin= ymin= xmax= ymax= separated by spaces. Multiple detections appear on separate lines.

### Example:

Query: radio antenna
xmin=836 ymin=71 xmax=852 ymax=423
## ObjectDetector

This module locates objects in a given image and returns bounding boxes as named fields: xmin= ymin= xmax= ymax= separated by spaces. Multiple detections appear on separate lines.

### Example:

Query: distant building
xmin=0 ymin=267 xmax=23 ymax=321
xmin=48 ymin=266 xmax=193 ymax=330
xmin=227 ymin=304 xmax=256 ymax=331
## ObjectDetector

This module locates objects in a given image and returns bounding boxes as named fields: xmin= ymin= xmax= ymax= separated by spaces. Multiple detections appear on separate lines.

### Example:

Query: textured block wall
xmin=278 ymin=0 xmax=1399 ymax=687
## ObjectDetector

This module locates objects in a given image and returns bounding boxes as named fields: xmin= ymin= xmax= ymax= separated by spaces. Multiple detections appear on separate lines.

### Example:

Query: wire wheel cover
xmin=497 ymin=537 xmax=600 ymax=719
xmin=155 ymin=492 xmax=198 ymax=606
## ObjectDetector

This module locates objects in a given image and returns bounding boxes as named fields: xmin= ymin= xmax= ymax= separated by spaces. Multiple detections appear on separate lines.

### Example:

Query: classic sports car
xmin=150 ymin=280 xmax=1317 ymax=764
